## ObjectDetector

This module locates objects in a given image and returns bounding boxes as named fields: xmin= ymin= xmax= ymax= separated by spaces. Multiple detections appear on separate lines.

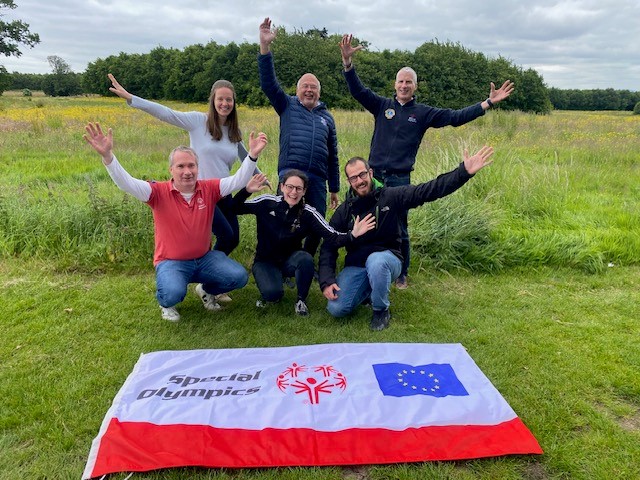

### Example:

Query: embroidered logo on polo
xmin=197 ymin=198 xmax=206 ymax=210
xmin=384 ymin=109 xmax=395 ymax=119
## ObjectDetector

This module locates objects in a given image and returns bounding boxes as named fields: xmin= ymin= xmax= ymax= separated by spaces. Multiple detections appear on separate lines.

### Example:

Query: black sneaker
xmin=370 ymin=308 xmax=390 ymax=331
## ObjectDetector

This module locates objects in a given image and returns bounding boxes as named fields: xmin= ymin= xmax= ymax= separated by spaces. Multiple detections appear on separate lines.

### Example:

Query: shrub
xmin=633 ymin=101 xmax=640 ymax=115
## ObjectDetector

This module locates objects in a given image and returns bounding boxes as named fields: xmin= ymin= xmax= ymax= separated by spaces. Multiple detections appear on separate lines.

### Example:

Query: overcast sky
xmin=3 ymin=0 xmax=639 ymax=91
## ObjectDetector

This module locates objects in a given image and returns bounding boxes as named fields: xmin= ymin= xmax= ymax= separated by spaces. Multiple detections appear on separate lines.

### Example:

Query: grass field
xmin=1 ymin=92 xmax=639 ymax=479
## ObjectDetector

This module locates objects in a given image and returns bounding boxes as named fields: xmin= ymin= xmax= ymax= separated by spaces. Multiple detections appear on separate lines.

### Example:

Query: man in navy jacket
xmin=258 ymin=17 xmax=340 ymax=255
xmin=318 ymin=146 xmax=494 ymax=331
xmin=339 ymin=34 xmax=514 ymax=288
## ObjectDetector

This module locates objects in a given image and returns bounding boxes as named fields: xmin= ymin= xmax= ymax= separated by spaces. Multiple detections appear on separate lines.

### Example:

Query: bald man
xmin=258 ymin=17 xmax=340 ymax=256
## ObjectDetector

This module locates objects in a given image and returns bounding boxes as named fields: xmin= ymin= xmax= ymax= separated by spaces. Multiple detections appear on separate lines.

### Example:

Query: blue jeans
xmin=279 ymin=169 xmax=327 ymax=256
xmin=212 ymin=195 xmax=240 ymax=255
xmin=374 ymin=171 xmax=411 ymax=277
xmin=326 ymin=250 xmax=402 ymax=317
xmin=155 ymin=250 xmax=248 ymax=307
xmin=252 ymin=250 xmax=315 ymax=302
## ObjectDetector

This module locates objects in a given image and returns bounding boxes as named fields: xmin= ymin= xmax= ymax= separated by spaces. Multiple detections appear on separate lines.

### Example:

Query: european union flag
xmin=372 ymin=363 xmax=469 ymax=398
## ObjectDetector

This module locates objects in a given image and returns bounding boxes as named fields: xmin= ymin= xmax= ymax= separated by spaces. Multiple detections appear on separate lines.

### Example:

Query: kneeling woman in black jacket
xmin=234 ymin=170 xmax=374 ymax=316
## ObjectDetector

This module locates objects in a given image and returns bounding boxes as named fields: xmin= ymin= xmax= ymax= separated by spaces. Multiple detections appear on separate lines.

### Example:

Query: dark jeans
xmin=252 ymin=250 xmax=315 ymax=303
xmin=374 ymin=171 xmax=411 ymax=277
xmin=279 ymin=170 xmax=327 ymax=257
xmin=212 ymin=195 xmax=240 ymax=255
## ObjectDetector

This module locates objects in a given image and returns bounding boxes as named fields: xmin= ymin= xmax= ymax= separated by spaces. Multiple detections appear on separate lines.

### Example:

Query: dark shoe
xmin=370 ymin=308 xmax=390 ymax=331
xmin=395 ymin=275 xmax=408 ymax=289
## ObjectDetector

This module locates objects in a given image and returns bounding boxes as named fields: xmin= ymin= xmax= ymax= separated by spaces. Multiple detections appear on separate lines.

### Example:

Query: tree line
xmin=2 ymin=24 xmax=639 ymax=113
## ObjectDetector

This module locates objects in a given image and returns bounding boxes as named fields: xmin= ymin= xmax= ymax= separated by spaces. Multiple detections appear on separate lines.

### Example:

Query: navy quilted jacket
xmin=258 ymin=52 xmax=340 ymax=193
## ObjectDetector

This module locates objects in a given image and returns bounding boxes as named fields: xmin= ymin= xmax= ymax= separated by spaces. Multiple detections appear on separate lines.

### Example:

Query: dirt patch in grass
xmin=523 ymin=461 xmax=549 ymax=480
xmin=342 ymin=466 xmax=370 ymax=480
xmin=619 ymin=410 xmax=640 ymax=432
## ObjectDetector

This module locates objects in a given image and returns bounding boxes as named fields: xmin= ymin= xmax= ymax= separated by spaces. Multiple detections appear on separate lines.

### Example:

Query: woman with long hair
xmin=108 ymin=74 xmax=263 ymax=302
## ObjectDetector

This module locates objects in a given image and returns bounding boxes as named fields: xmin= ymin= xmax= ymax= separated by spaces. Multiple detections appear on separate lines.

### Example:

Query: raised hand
xmin=489 ymin=80 xmax=515 ymax=104
xmin=245 ymin=173 xmax=271 ymax=193
xmin=107 ymin=74 xmax=132 ymax=101
xmin=463 ymin=145 xmax=494 ymax=175
xmin=259 ymin=17 xmax=277 ymax=48
xmin=83 ymin=123 xmax=114 ymax=164
xmin=351 ymin=213 xmax=375 ymax=238
xmin=339 ymin=34 xmax=363 ymax=66
xmin=248 ymin=131 xmax=268 ymax=159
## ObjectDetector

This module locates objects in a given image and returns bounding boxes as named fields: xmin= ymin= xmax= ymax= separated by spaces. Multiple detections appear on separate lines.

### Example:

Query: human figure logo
xmin=276 ymin=362 xmax=347 ymax=404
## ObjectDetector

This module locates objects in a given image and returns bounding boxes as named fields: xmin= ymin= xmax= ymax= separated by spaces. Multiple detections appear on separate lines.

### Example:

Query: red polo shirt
xmin=147 ymin=179 xmax=222 ymax=265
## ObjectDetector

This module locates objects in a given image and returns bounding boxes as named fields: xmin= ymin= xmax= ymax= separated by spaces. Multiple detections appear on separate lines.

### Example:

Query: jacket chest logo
xmin=320 ymin=117 xmax=327 ymax=126
xmin=269 ymin=210 xmax=276 ymax=216
xmin=385 ymin=109 xmax=395 ymax=120
xmin=407 ymin=114 xmax=417 ymax=123
xmin=381 ymin=205 xmax=390 ymax=212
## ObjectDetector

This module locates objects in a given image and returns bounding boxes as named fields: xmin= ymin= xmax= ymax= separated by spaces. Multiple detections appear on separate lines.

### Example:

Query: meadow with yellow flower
xmin=1 ymin=93 xmax=639 ymax=479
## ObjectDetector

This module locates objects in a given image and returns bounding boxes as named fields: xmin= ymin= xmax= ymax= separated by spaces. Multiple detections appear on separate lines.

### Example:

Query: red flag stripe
xmin=90 ymin=417 xmax=542 ymax=477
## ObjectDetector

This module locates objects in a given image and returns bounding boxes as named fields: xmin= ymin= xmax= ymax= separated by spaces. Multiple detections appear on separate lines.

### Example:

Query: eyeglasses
xmin=283 ymin=184 xmax=305 ymax=193
xmin=347 ymin=170 xmax=370 ymax=184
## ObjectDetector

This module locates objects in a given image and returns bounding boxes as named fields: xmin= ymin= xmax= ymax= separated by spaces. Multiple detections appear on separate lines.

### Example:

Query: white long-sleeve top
xmin=128 ymin=95 xmax=252 ymax=180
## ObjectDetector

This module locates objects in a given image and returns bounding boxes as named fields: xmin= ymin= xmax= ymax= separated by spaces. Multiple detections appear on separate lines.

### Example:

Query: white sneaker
xmin=295 ymin=300 xmax=309 ymax=316
xmin=256 ymin=299 xmax=266 ymax=308
xmin=195 ymin=284 xmax=222 ymax=311
xmin=215 ymin=293 xmax=232 ymax=303
xmin=160 ymin=306 xmax=180 ymax=322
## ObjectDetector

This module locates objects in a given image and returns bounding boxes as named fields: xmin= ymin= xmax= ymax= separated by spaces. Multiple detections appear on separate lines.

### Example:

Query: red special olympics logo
xmin=276 ymin=362 xmax=347 ymax=404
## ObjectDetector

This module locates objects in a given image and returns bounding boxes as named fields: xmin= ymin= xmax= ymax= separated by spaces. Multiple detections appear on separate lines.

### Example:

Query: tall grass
xmin=1 ymin=94 xmax=639 ymax=274
xmin=2 ymin=94 xmax=640 ymax=479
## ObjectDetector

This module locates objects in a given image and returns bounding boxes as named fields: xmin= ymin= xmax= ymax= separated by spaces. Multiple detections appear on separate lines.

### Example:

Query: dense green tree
xmin=233 ymin=42 xmax=264 ymax=106
xmin=41 ymin=55 xmax=82 ymax=96
xmin=413 ymin=40 xmax=490 ymax=109
xmin=8 ymin=71 xmax=45 ymax=90
xmin=0 ymin=0 xmax=39 ymax=57
xmin=0 ymin=0 xmax=39 ymax=93
xmin=144 ymin=46 xmax=179 ymax=99
xmin=79 ymin=26 xmax=637 ymax=113
xmin=513 ymin=68 xmax=551 ymax=114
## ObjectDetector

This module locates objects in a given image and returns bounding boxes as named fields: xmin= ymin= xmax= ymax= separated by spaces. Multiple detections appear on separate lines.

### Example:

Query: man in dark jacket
xmin=258 ymin=17 xmax=340 ymax=255
xmin=339 ymin=34 xmax=514 ymax=289
xmin=318 ymin=146 xmax=494 ymax=331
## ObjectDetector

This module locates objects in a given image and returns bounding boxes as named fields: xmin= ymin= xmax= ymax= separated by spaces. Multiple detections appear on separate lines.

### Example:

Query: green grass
xmin=1 ymin=95 xmax=639 ymax=479
xmin=2 ymin=260 xmax=639 ymax=479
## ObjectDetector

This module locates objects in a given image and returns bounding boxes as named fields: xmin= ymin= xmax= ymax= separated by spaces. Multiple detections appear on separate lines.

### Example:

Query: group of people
xmin=84 ymin=18 xmax=513 ymax=330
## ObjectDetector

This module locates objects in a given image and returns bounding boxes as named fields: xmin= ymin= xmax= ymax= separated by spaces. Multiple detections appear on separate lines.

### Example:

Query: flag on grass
xmin=82 ymin=343 xmax=542 ymax=479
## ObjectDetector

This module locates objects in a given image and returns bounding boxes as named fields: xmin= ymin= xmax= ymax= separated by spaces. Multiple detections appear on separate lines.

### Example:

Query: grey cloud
xmin=2 ymin=0 xmax=638 ymax=90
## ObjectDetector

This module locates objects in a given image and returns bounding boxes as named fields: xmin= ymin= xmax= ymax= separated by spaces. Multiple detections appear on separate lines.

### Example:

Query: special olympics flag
xmin=83 ymin=343 xmax=542 ymax=478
